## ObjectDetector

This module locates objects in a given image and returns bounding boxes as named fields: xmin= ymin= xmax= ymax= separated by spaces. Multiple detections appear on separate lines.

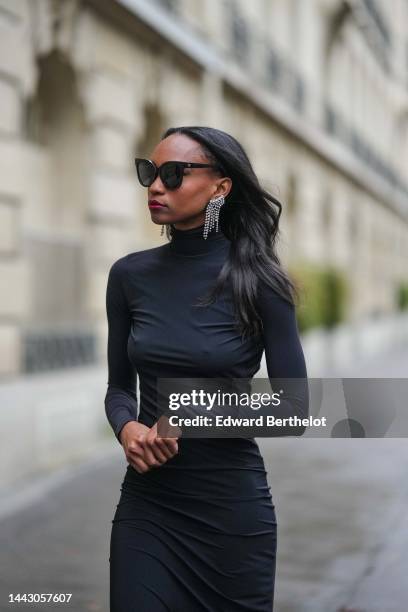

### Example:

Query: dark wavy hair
xmin=161 ymin=126 xmax=299 ymax=340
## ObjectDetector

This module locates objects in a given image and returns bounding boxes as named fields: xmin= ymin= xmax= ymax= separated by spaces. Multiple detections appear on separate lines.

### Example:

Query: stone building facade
xmin=1 ymin=0 xmax=407 ymax=378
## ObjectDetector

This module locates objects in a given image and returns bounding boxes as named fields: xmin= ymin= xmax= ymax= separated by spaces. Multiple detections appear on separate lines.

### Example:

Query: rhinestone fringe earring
xmin=203 ymin=195 xmax=225 ymax=240
xmin=161 ymin=224 xmax=172 ymax=240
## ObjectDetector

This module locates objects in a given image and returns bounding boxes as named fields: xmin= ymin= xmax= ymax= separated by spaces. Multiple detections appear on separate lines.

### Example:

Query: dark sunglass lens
xmin=137 ymin=160 xmax=155 ymax=186
xmin=161 ymin=162 xmax=183 ymax=189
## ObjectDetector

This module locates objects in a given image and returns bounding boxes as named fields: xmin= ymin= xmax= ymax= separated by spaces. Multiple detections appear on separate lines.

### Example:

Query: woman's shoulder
xmin=257 ymin=278 xmax=295 ymax=311
xmin=109 ymin=244 xmax=168 ymax=276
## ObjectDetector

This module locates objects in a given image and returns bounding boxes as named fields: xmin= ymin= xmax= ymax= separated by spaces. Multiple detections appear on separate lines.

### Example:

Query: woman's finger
xmin=127 ymin=441 xmax=146 ymax=459
xmin=144 ymin=423 xmax=173 ymax=463
xmin=153 ymin=437 xmax=175 ymax=459
xmin=130 ymin=456 xmax=150 ymax=473
xmin=156 ymin=415 xmax=182 ymax=439
xmin=146 ymin=437 xmax=169 ymax=463
xmin=154 ymin=419 xmax=180 ymax=455
xmin=140 ymin=438 xmax=162 ymax=468
xmin=161 ymin=437 xmax=179 ymax=455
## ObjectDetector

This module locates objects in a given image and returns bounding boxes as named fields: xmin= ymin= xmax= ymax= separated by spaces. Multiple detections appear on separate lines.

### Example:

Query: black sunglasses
xmin=134 ymin=158 xmax=221 ymax=190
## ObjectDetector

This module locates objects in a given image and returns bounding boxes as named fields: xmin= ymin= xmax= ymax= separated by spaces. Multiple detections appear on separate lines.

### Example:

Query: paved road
xmin=3 ymin=437 xmax=408 ymax=612
xmin=259 ymin=437 xmax=408 ymax=612
xmin=258 ymin=344 xmax=408 ymax=611
xmin=0 ymin=443 xmax=126 ymax=612
xmin=0 ymin=346 xmax=407 ymax=612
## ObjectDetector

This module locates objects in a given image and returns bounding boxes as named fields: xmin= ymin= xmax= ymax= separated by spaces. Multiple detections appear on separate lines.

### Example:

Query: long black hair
xmin=162 ymin=126 xmax=299 ymax=340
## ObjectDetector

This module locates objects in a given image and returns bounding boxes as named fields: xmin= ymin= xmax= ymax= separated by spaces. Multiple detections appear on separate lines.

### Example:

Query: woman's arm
xmin=257 ymin=280 xmax=309 ymax=436
xmin=105 ymin=257 xmax=138 ymax=444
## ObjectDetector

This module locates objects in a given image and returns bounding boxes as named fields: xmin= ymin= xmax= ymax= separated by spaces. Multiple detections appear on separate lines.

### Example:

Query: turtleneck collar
xmin=168 ymin=223 xmax=229 ymax=257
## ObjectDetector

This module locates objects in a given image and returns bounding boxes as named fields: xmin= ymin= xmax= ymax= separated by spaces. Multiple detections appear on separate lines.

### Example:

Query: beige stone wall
xmin=0 ymin=0 xmax=407 ymax=377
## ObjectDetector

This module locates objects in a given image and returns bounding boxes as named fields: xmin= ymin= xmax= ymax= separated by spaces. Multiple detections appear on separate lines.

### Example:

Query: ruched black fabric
xmin=105 ymin=223 xmax=308 ymax=612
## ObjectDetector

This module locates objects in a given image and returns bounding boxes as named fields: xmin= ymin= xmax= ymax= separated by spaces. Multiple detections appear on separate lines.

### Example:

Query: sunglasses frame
xmin=134 ymin=158 xmax=221 ymax=189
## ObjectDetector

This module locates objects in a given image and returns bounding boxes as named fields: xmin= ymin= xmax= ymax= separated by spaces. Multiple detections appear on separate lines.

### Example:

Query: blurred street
xmin=0 ymin=442 xmax=124 ymax=612
xmin=0 ymin=347 xmax=407 ymax=612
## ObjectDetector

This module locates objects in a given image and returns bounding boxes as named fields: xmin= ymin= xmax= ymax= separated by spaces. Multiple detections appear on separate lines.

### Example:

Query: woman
xmin=105 ymin=126 xmax=308 ymax=611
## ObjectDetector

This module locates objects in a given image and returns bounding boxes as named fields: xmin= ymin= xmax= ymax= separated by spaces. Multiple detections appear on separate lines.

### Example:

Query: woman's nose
xmin=149 ymin=174 xmax=166 ymax=194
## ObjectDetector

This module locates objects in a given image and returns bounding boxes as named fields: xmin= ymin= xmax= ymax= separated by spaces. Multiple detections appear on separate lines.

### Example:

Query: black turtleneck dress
xmin=105 ymin=223 xmax=308 ymax=612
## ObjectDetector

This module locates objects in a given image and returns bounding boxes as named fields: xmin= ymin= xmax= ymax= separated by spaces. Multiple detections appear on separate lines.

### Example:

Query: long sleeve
xmin=105 ymin=257 xmax=138 ymax=444
xmin=257 ymin=280 xmax=309 ymax=436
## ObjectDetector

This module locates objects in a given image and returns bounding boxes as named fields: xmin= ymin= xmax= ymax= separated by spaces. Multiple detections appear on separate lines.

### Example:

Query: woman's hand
xmin=119 ymin=418 xmax=180 ymax=474
xmin=141 ymin=418 xmax=180 ymax=472
xmin=119 ymin=421 xmax=151 ymax=473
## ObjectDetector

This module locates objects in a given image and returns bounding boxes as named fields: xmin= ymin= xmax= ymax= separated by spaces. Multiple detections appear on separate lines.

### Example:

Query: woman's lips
xmin=148 ymin=200 xmax=167 ymax=209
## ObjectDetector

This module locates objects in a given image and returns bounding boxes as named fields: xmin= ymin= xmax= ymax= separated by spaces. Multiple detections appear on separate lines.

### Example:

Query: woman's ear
xmin=215 ymin=177 xmax=232 ymax=199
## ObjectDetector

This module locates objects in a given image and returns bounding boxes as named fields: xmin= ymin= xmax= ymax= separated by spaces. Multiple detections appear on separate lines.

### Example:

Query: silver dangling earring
xmin=203 ymin=195 xmax=225 ymax=240
xmin=161 ymin=224 xmax=172 ymax=240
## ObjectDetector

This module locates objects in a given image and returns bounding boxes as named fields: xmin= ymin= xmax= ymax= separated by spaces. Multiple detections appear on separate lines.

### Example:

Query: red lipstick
xmin=148 ymin=200 xmax=167 ymax=209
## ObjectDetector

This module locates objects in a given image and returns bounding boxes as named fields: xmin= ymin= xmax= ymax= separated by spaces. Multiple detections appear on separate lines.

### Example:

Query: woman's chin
xmin=149 ymin=212 xmax=171 ymax=224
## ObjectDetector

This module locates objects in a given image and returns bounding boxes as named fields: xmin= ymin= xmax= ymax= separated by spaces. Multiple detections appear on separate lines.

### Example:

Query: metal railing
xmin=22 ymin=326 xmax=97 ymax=373
xmin=353 ymin=0 xmax=391 ymax=72
xmin=225 ymin=1 xmax=307 ymax=114
xmin=21 ymin=234 xmax=97 ymax=373
xmin=265 ymin=46 xmax=306 ymax=113
xmin=324 ymin=100 xmax=408 ymax=197
xmin=231 ymin=11 xmax=250 ymax=67
xmin=153 ymin=0 xmax=179 ymax=14
xmin=362 ymin=0 xmax=391 ymax=48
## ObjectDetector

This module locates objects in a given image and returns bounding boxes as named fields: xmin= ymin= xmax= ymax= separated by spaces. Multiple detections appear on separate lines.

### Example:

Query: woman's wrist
xmin=118 ymin=419 xmax=138 ymax=444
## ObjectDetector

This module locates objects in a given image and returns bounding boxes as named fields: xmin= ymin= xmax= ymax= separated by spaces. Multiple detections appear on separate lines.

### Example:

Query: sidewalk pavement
xmin=0 ymin=439 xmax=125 ymax=612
